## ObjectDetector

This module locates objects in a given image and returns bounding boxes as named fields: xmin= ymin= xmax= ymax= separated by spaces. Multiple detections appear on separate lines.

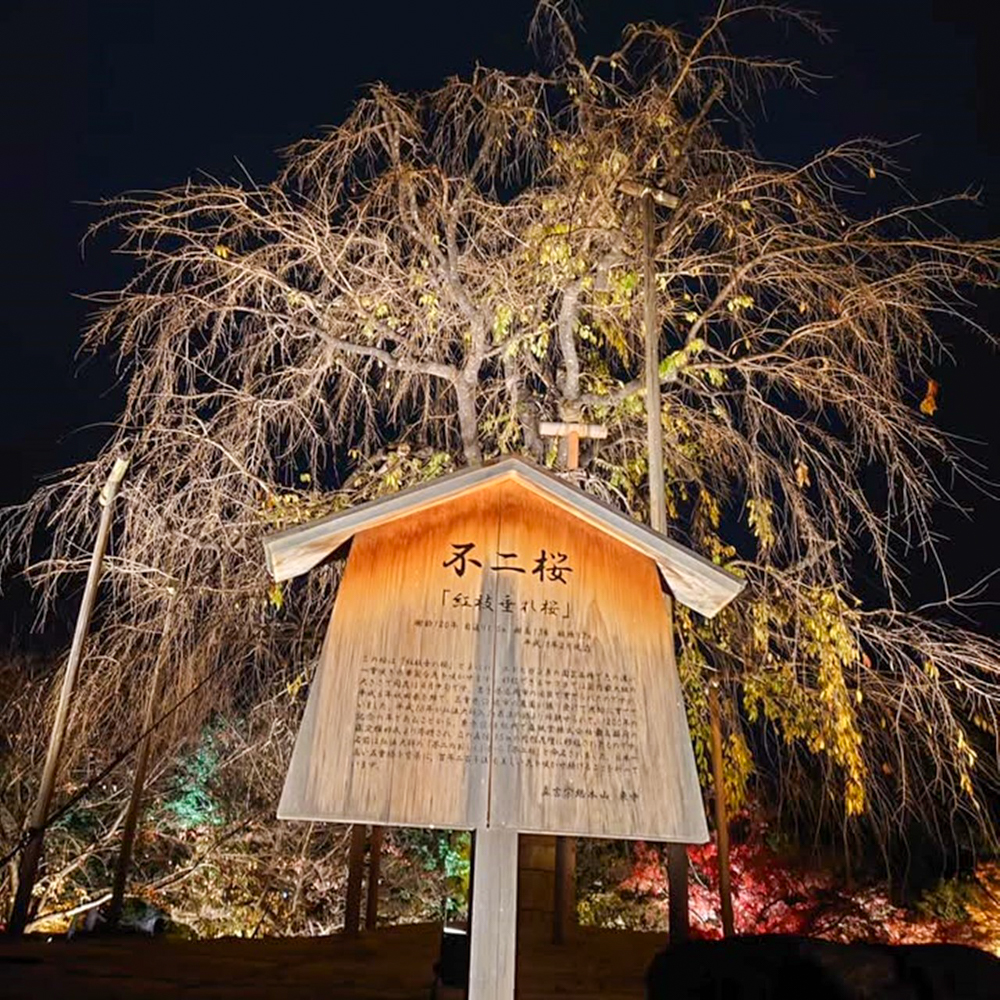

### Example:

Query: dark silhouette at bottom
xmin=646 ymin=934 xmax=1000 ymax=999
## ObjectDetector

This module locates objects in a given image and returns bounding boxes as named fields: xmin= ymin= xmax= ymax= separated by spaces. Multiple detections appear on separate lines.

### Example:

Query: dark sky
xmin=0 ymin=0 xmax=997 ymax=642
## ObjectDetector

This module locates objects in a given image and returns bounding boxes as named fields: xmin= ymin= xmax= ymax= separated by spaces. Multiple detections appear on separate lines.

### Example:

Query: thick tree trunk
xmin=455 ymin=378 xmax=483 ymax=466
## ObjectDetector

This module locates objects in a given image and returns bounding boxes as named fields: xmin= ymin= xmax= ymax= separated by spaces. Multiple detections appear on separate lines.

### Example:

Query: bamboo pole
xmin=107 ymin=598 xmax=175 ymax=929
xmin=708 ymin=681 xmax=734 ymax=936
xmin=8 ymin=456 xmax=129 ymax=936
xmin=365 ymin=825 xmax=383 ymax=931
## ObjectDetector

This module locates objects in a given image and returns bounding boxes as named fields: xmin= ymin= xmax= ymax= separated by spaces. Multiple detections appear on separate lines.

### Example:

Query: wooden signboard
xmin=268 ymin=458 xmax=743 ymax=1000
xmin=280 ymin=479 xmax=708 ymax=842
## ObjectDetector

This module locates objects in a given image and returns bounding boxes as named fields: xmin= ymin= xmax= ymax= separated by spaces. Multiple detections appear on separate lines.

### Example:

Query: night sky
xmin=0 ymin=1 xmax=997 ymax=643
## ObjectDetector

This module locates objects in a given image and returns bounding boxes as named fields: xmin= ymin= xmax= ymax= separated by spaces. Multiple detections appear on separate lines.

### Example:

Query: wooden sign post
xmin=266 ymin=458 xmax=742 ymax=1000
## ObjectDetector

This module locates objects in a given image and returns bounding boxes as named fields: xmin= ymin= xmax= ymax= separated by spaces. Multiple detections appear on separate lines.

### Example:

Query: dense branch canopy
xmin=3 ymin=0 xmax=1000 ymax=860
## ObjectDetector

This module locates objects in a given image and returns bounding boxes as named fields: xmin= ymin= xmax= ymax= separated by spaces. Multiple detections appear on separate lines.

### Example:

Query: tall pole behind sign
xmin=8 ymin=456 xmax=129 ymax=936
xmin=641 ymin=193 xmax=690 ymax=945
xmin=539 ymin=420 xmax=608 ymax=946
xmin=643 ymin=192 xmax=667 ymax=539
xmin=708 ymin=681 xmax=735 ymax=936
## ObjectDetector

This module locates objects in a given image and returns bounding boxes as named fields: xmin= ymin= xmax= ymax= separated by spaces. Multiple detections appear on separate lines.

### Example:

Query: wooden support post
xmin=566 ymin=430 xmax=579 ymax=471
xmin=468 ymin=828 xmax=518 ymax=1000
xmin=708 ymin=681 xmax=734 ymax=937
xmin=8 ymin=457 xmax=128 ymax=937
xmin=642 ymin=192 xmax=666 ymax=539
xmin=107 ymin=600 xmax=174 ymax=929
xmin=539 ymin=421 xmax=606 ymax=945
xmin=538 ymin=422 xmax=608 ymax=475
xmin=667 ymin=844 xmax=689 ymax=943
xmin=365 ymin=825 xmax=383 ymax=931
xmin=640 ymin=189 xmax=692 ymax=947
xmin=553 ymin=836 xmax=576 ymax=944
xmin=344 ymin=823 xmax=366 ymax=936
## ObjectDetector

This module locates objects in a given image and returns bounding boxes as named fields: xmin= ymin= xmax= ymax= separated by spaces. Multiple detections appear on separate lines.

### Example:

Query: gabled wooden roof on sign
xmin=263 ymin=456 xmax=744 ymax=618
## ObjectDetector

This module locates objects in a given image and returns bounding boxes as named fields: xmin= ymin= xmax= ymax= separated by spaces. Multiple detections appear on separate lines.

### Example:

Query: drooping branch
xmin=2 ymin=0 xmax=999 ymax=880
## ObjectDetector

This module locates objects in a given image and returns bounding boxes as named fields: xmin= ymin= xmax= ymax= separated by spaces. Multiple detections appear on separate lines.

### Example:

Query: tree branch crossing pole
xmin=8 ymin=456 xmax=129 ymax=936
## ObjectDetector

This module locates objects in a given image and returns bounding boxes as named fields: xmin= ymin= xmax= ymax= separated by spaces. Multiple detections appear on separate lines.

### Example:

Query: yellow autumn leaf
xmin=795 ymin=461 xmax=811 ymax=488
xmin=214 ymin=244 xmax=231 ymax=260
xmin=268 ymin=581 xmax=284 ymax=611
xmin=868 ymin=165 xmax=877 ymax=180
xmin=920 ymin=378 xmax=939 ymax=416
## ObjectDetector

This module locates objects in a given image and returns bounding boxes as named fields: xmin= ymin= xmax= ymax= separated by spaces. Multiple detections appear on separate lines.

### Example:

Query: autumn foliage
xmin=599 ymin=812 xmax=1000 ymax=953
xmin=2 ymin=0 xmax=1000 ymax=932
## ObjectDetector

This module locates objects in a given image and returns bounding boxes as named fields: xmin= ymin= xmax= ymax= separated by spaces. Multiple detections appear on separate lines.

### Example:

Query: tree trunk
xmin=454 ymin=378 xmax=483 ymax=466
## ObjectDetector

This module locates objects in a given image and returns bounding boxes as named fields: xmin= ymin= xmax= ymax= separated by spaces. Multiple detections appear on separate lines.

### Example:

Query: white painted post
xmin=468 ymin=827 xmax=519 ymax=1000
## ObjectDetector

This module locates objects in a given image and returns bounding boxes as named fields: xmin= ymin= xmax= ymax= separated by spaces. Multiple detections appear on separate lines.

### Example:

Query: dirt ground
xmin=0 ymin=922 xmax=664 ymax=999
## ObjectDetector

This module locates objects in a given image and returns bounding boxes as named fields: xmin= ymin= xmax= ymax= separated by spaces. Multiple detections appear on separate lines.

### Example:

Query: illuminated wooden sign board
xmin=264 ymin=457 xmax=743 ymax=1000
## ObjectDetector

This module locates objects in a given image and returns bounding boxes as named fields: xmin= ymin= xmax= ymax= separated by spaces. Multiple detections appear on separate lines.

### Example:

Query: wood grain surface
xmin=264 ymin=457 xmax=743 ymax=619
xmin=278 ymin=478 xmax=708 ymax=844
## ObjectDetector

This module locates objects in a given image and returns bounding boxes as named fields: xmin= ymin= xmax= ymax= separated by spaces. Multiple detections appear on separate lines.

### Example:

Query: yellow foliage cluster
xmin=742 ymin=587 xmax=867 ymax=816
xmin=967 ymin=863 xmax=1000 ymax=956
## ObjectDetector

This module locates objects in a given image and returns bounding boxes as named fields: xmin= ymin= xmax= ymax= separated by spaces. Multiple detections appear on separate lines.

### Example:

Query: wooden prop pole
xmin=344 ymin=823 xmax=366 ymax=935
xmin=708 ymin=681 xmax=734 ymax=936
xmin=468 ymin=828 xmax=518 ymax=1000
xmin=539 ymin=420 xmax=606 ymax=945
xmin=553 ymin=836 xmax=576 ymax=944
xmin=642 ymin=193 xmax=666 ymax=539
xmin=365 ymin=825 xmax=383 ymax=931
xmin=8 ymin=456 xmax=129 ymax=937
xmin=640 ymin=191 xmax=691 ymax=946
xmin=538 ymin=421 xmax=607 ymax=478
xmin=107 ymin=598 xmax=174 ymax=929
xmin=666 ymin=845 xmax=689 ymax=940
